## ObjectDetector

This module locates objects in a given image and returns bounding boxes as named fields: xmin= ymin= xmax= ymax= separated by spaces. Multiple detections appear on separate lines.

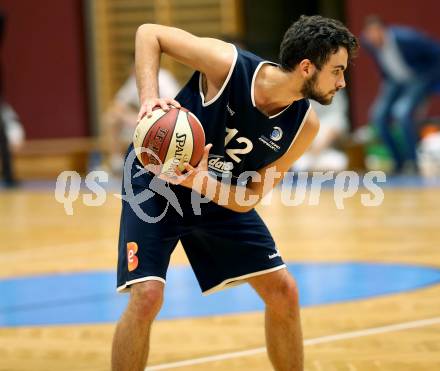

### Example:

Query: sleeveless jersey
xmin=175 ymin=45 xmax=311 ymax=185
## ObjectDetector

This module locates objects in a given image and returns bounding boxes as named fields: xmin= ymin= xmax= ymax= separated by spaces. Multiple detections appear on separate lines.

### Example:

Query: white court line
xmin=145 ymin=316 xmax=440 ymax=370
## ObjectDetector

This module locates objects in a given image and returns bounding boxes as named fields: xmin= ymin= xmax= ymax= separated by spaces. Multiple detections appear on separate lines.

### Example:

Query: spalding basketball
xmin=133 ymin=106 xmax=205 ymax=175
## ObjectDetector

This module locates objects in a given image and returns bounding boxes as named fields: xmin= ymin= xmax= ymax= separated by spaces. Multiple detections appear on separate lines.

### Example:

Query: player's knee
xmin=278 ymin=277 xmax=299 ymax=308
xmin=263 ymin=276 xmax=299 ymax=311
xmin=272 ymin=277 xmax=299 ymax=311
xmin=129 ymin=281 xmax=164 ymax=320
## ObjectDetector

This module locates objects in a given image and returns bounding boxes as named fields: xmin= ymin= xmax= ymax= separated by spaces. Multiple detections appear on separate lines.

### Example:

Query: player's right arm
xmin=135 ymin=24 xmax=234 ymax=120
xmin=164 ymin=108 xmax=320 ymax=213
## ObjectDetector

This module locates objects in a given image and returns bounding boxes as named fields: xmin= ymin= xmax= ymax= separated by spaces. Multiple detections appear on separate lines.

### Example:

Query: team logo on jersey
xmin=208 ymin=155 xmax=234 ymax=174
xmin=270 ymin=126 xmax=283 ymax=141
xmin=258 ymin=135 xmax=281 ymax=152
xmin=127 ymin=242 xmax=139 ymax=271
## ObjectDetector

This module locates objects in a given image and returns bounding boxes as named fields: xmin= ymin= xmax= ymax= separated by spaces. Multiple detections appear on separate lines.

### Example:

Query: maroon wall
xmin=346 ymin=0 xmax=440 ymax=128
xmin=0 ymin=0 xmax=89 ymax=139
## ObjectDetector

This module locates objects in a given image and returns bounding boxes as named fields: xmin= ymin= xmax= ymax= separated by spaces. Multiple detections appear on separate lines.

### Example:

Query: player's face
xmin=301 ymin=47 xmax=348 ymax=105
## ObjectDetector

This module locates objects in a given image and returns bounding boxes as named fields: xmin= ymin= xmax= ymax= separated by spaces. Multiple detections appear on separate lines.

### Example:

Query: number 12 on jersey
xmin=224 ymin=127 xmax=253 ymax=163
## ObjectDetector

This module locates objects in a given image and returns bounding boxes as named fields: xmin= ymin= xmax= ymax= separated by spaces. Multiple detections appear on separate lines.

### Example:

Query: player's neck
xmin=254 ymin=65 xmax=304 ymax=116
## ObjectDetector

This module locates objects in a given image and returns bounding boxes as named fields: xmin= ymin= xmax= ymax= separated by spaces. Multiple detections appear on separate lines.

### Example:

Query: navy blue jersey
xmin=175 ymin=45 xmax=311 ymax=185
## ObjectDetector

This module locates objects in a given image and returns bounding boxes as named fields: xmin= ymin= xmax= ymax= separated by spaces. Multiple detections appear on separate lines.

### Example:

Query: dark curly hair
xmin=279 ymin=15 xmax=359 ymax=71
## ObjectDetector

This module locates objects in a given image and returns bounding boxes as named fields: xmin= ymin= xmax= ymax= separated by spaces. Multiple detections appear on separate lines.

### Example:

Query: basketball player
xmin=112 ymin=15 xmax=358 ymax=371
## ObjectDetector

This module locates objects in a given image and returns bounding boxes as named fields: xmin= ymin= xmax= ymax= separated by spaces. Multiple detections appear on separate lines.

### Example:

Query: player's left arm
xmin=170 ymin=108 xmax=319 ymax=213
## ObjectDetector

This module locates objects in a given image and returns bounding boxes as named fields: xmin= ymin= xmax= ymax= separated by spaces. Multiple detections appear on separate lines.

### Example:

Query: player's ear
xmin=298 ymin=59 xmax=316 ymax=78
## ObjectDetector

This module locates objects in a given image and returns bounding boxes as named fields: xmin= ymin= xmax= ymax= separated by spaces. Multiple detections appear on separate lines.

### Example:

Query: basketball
xmin=133 ymin=106 xmax=205 ymax=175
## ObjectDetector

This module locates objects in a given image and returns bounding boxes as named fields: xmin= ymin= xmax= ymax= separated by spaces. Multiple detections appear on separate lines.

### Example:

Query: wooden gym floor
xmin=0 ymin=179 xmax=439 ymax=371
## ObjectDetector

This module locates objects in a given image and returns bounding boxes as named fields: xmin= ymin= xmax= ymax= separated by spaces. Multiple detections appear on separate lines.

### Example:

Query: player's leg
xmin=248 ymin=268 xmax=303 ymax=371
xmin=182 ymin=206 xmax=296 ymax=369
xmin=112 ymin=280 xmax=164 ymax=371
xmin=371 ymin=81 xmax=403 ymax=171
xmin=112 ymin=154 xmax=182 ymax=370
xmin=392 ymin=80 xmax=432 ymax=168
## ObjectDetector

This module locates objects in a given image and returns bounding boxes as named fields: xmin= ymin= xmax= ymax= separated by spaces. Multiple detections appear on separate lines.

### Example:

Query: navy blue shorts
xmin=117 ymin=146 xmax=285 ymax=294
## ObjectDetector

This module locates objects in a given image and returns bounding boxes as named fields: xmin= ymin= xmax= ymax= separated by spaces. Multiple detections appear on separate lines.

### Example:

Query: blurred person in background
xmin=294 ymin=90 xmax=349 ymax=171
xmin=0 ymin=104 xmax=20 ymax=188
xmin=103 ymin=65 xmax=180 ymax=175
xmin=0 ymin=10 xmax=24 ymax=187
xmin=362 ymin=15 xmax=440 ymax=174
xmin=1 ymin=103 xmax=24 ymax=151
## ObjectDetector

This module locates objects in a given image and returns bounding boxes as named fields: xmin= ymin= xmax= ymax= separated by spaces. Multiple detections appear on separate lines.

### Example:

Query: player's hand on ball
xmin=137 ymin=97 xmax=181 ymax=121
xmin=159 ymin=144 xmax=212 ymax=188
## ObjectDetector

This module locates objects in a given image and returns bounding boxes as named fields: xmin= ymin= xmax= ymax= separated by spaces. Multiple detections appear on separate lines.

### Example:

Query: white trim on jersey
xmin=117 ymin=276 xmax=166 ymax=293
xmin=202 ymin=264 xmax=287 ymax=295
xmin=251 ymin=61 xmax=294 ymax=119
xmin=199 ymin=44 xmax=238 ymax=107
xmin=250 ymin=61 xmax=265 ymax=107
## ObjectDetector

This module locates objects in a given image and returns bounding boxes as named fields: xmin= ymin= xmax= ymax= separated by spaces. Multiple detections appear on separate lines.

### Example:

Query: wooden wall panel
xmin=90 ymin=0 xmax=243 ymax=135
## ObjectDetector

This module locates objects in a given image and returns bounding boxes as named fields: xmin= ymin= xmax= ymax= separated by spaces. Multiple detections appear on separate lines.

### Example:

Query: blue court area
xmin=1 ymin=174 xmax=440 ymax=192
xmin=1 ymin=262 xmax=440 ymax=327
xmin=288 ymin=173 xmax=440 ymax=189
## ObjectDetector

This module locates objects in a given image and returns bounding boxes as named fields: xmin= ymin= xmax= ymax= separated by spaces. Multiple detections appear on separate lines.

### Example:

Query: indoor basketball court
xmin=1 ymin=181 xmax=440 ymax=370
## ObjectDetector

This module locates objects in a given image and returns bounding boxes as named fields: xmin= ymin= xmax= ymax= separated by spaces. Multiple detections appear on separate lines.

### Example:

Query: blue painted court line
xmin=380 ymin=174 xmax=440 ymax=188
xmin=1 ymin=262 xmax=439 ymax=327
xmin=2 ymin=174 xmax=439 ymax=192
xmin=286 ymin=173 xmax=440 ymax=189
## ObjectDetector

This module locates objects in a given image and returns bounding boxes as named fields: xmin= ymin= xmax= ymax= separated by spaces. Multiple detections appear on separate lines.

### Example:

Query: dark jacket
xmin=362 ymin=26 xmax=440 ymax=88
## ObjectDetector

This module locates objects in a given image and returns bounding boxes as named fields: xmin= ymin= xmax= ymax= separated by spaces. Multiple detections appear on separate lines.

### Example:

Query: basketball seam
xmin=187 ymin=112 xmax=195 ymax=165
xmin=161 ymin=108 xmax=180 ymax=166
xmin=187 ymin=111 xmax=206 ymax=140
xmin=187 ymin=111 xmax=206 ymax=165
